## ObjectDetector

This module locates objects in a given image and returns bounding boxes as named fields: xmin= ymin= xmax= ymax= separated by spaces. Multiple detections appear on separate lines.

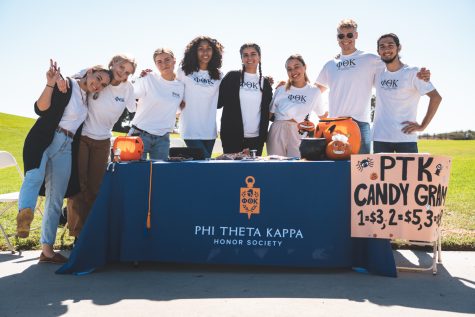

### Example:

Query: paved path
xmin=0 ymin=250 xmax=474 ymax=317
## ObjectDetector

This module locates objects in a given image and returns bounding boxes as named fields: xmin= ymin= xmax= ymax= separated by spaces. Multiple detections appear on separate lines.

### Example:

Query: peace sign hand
xmin=46 ymin=59 xmax=62 ymax=87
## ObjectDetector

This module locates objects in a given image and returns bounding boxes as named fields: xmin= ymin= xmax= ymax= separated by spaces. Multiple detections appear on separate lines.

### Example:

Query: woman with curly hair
xmin=218 ymin=43 xmax=272 ymax=156
xmin=177 ymin=36 xmax=224 ymax=158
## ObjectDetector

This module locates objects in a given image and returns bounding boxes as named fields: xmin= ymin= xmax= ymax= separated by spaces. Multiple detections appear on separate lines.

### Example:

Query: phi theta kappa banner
xmin=351 ymin=154 xmax=451 ymax=241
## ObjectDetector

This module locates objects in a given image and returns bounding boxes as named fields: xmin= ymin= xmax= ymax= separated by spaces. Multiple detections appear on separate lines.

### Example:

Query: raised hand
xmin=38 ymin=59 xmax=63 ymax=110
xmin=46 ymin=59 xmax=62 ymax=86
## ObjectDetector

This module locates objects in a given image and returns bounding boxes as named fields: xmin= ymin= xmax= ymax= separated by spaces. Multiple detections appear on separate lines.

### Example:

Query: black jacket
xmin=23 ymin=78 xmax=81 ymax=197
xmin=218 ymin=70 xmax=272 ymax=153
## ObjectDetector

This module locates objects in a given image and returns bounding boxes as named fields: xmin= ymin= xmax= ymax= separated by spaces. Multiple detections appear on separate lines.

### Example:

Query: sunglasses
xmin=337 ymin=32 xmax=354 ymax=40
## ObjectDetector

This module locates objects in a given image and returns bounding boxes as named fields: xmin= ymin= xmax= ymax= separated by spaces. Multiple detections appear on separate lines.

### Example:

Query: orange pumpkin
xmin=112 ymin=136 xmax=144 ymax=161
xmin=297 ymin=116 xmax=316 ymax=138
xmin=315 ymin=117 xmax=361 ymax=154
xmin=314 ymin=121 xmax=326 ymax=138
xmin=325 ymin=134 xmax=352 ymax=160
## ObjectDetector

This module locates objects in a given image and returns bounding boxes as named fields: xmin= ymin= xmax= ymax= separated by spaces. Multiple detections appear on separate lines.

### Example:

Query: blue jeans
xmin=373 ymin=141 xmax=418 ymax=153
xmin=354 ymin=119 xmax=371 ymax=154
xmin=184 ymin=139 xmax=215 ymax=159
xmin=19 ymin=130 xmax=72 ymax=245
xmin=130 ymin=128 xmax=170 ymax=160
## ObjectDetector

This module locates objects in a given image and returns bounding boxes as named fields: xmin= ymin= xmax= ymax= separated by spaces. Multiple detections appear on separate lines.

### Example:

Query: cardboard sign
xmin=351 ymin=154 xmax=451 ymax=241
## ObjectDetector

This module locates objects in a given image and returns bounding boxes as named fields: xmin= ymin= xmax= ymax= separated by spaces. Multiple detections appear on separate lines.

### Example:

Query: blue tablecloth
xmin=57 ymin=160 xmax=396 ymax=277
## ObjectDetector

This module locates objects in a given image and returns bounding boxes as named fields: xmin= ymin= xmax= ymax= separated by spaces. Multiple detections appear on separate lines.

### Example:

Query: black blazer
xmin=218 ymin=70 xmax=272 ymax=153
xmin=23 ymin=78 xmax=82 ymax=197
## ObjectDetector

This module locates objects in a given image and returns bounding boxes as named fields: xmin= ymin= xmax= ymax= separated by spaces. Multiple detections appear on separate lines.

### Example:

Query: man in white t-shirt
xmin=372 ymin=33 xmax=442 ymax=153
xmin=315 ymin=19 xmax=430 ymax=154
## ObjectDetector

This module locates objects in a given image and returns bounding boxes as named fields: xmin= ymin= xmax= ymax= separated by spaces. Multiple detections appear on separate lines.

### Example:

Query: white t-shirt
xmin=373 ymin=65 xmax=435 ymax=143
xmin=270 ymin=84 xmax=324 ymax=122
xmin=82 ymin=81 xmax=135 ymax=140
xmin=315 ymin=50 xmax=383 ymax=123
xmin=239 ymin=72 xmax=263 ymax=138
xmin=131 ymin=73 xmax=184 ymax=136
xmin=59 ymin=79 xmax=88 ymax=134
xmin=176 ymin=68 xmax=222 ymax=139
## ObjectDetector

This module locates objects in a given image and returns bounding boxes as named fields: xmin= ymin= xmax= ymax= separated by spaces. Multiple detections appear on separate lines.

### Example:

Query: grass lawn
xmin=1 ymin=112 xmax=474 ymax=251
xmin=0 ymin=113 xmax=72 ymax=250
xmin=417 ymin=140 xmax=475 ymax=249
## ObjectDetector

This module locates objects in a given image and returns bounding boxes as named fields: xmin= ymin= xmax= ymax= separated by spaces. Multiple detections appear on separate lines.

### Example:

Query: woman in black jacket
xmin=17 ymin=60 xmax=111 ymax=264
xmin=218 ymin=43 xmax=272 ymax=156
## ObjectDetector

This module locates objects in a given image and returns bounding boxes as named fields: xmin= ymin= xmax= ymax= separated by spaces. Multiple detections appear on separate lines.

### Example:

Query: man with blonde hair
xmin=315 ymin=19 xmax=429 ymax=153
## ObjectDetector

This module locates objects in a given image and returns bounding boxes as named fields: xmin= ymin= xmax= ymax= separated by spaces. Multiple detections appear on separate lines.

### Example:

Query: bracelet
xmin=46 ymin=84 xmax=54 ymax=89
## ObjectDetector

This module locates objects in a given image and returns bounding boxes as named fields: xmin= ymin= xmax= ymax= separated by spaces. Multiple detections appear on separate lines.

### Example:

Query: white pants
xmin=267 ymin=120 xmax=301 ymax=157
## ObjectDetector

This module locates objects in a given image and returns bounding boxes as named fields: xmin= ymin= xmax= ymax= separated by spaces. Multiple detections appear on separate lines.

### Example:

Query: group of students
xmin=15 ymin=18 xmax=441 ymax=264
xmin=132 ymin=41 xmax=324 ymax=159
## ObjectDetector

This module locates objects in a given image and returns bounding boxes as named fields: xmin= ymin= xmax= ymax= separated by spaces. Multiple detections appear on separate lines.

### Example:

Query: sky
xmin=0 ymin=0 xmax=473 ymax=134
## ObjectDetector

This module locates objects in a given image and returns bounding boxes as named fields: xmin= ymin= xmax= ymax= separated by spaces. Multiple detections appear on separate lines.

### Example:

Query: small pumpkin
xmin=315 ymin=117 xmax=361 ymax=154
xmin=112 ymin=136 xmax=144 ymax=161
xmin=325 ymin=134 xmax=352 ymax=160
xmin=297 ymin=114 xmax=315 ymax=138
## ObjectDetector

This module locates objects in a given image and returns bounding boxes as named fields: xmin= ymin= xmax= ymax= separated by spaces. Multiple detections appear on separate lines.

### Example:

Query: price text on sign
xmin=350 ymin=154 xmax=451 ymax=241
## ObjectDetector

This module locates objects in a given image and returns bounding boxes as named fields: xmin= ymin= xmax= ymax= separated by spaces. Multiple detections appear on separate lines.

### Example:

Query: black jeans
xmin=243 ymin=137 xmax=263 ymax=156
xmin=373 ymin=141 xmax=418 ymax=153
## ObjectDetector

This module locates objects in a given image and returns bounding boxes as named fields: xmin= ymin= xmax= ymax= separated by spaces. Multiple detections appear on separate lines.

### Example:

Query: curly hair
xmin=180 ymin=36 xmax=224 ymax=80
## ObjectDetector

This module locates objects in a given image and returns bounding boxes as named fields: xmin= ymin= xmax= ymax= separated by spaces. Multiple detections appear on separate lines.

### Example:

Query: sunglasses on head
xmin=337 ymin=32 xmax=354 ymax=40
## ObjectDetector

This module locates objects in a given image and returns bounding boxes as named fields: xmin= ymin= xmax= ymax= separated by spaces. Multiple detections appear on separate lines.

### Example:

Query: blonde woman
xmin=66 ymin=54 xmax=137 ymax=240
xmin=267 ymin=54 xmax=325 ymax=157
xmin=129 ymin=48 xmax=184 ymax=160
